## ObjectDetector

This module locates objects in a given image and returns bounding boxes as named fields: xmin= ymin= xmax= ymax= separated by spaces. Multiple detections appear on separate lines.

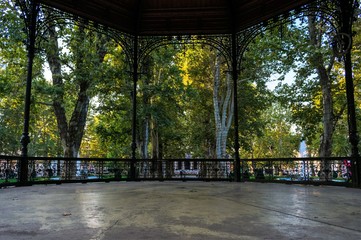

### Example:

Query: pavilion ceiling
xmin=37 ymin=0 xmax=315 ymax=36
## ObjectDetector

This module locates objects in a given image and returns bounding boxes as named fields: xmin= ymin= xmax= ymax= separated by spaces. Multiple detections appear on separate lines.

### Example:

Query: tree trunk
xmin=143 ymin=119 xmax=149 ymax=159
xmin=45 ymin=19 xmax=106 ymax=179
xmin=308 ymin=15 xmax=335 ymax=181
xmin=213 ymin=52 xmax=234 ymax=177
xmin=213 ymin=53 xmax=234 ymax=158
xmin=151 ymin=119 xmax=159 ymax=159
xmin=139 ymin=58 xmax=152 ymax=160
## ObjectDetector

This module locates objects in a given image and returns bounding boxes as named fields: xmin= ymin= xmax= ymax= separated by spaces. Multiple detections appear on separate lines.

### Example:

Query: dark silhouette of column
xmin=130 ymin=35 xmax=138 ymax=180
xmin=20 ymin=1 xmax=39 ymax=186
xmin=340 ymin=0 xmax=360 ymax=187
xmin=232 ymin=32 xmax=241 ymax=182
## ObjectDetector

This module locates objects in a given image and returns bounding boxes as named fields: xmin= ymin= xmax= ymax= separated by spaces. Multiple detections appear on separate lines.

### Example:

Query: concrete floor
xmin=0 ymin=182 xmax=360 ymax=240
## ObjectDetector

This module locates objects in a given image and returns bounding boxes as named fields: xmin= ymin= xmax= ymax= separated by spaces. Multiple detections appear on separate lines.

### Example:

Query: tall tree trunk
xmin=308 ymin=15 xmax=335 ymax=180
xmin=151 ymin=118 xmax=159 ymax=160
xmin=140 ymin=60 xmax=151 ymax=160
xmin=142 ymin=119 xmax=149 ymax=159
xmin=150 ymin=67 xmax=162 ymax=161
xmin=45 ymin=19 xmax=106 ymax=179
xmin=213 ymin=53 xmax=234 ymax=177
xmin=213 ymin=53 xmax=234 ymax=159
xmin=150 ymin=118 xmax=164 ymax=178
xmin=45 ymin=20 xmax=73 ymax=179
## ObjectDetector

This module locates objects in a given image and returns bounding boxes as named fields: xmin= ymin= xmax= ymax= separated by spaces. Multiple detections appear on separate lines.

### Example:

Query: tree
xmin=44 ymin=16 xmax=108 ymax=159
xmin=143 ymin=46 xmax=187 ymax=159
xmin=185 ymin=47 xmax=235 ymax=159
xmin=90 ymin=44 xmax=131 ymax=158
xmin=307 ymin=13 xmax=336 ymax=158
xmin=274 ymin=10 xmax=347 ymax=160
xmin=213 ymin=52 xmax=233 ymax=158
xmin=247 ymin=102 xmax=301 ymax=158
xmin=92 ymin=45 xmax=188 ymax=160
xmin=39 ymin=11 xmax=111 ymax=178
xmin=181 ymin=46 xmax=217 ymax=158
xmin=0 ymin=1 xmax=59 ymax=156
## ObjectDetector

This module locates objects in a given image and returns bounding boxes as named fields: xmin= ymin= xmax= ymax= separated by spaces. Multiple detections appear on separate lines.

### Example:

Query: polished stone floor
xmin=0 ymin=182 xmax=360 ymax=240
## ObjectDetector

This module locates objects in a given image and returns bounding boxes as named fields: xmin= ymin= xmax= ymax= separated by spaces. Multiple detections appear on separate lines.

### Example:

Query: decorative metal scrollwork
xmin=15 ymin=0 xmax=135 ymax=67
xmin=332 ymin=32 xmax=352 ymax=57
xmin=233 ymin=0 xmax=348 ymax=70
xmin=15 ymin=0 xmax=40 ymax=50
xmin=137 ymin=34 xmax=233 ymax=69
xmin=15 ymin=0 xmax=359 ymax=77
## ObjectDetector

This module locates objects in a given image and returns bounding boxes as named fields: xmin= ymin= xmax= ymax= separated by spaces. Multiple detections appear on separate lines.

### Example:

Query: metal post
xmin=19 ymin=1 xmax=38 ymax=186
xmin=340 ymin=0 xmax=360 ymax=187
xmin=130 ymin=35 xmax=138 ymax=180
xmin=231 ymin=32 xmax=241 ymax=182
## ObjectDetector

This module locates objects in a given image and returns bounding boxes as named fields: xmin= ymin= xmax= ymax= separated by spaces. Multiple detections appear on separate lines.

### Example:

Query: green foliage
xmin=242 ymin=102 xmax=301 ymax=158
xmin=1 ymin=1 xmax=359 ymax=159
xmin=272 ymin=13 xmax=350 ymax=156
xmin=139 ymin=46 xmax=188 ymax=158
xmin=0 ymin=1 xmax=51 ymax=155
xmin=179 ymin=46 xmax=216 ymax=157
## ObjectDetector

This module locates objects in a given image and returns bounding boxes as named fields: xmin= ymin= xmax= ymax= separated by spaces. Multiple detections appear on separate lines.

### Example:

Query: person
xmin=243 ymin=170 xmax=250 ymax=180
xmin=180 ymin=170 xmax=185 ymax=178
xmin=46 ymin=168 xmax=53 ymax=178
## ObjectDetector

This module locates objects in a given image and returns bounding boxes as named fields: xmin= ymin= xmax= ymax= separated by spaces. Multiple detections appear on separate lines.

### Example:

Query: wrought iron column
xmin=340 ymin=0 xmax=360 ymax=187
xmin=232 ymin=32 xmax=241 ymax=182
xmin=19 ymin=0 xmax=38 ymax=186
xmin=130 ymin=35 xmax=139 ymax=180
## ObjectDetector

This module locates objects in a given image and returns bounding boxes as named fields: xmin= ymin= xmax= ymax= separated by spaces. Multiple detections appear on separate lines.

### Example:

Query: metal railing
xmin=0 ymin=156 xmax=234 ymax=186
xmin=0 ymin=155 xmax=353 ymax=187
xmin=241 ymin=157 xmax=353 ymax=186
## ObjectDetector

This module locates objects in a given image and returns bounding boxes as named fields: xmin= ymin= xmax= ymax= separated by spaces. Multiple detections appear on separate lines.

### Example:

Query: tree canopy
xmin=0 ymin=1 xmax=360 ymax=161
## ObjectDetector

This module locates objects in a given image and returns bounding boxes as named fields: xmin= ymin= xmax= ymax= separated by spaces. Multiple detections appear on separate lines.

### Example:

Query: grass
xmin=0 ymin=178 xmax=18 ymax=184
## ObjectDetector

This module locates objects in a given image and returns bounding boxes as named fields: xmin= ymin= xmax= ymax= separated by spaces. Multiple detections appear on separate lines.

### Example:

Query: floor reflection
xmin=77 ymin=191 xmax=106 ymax=229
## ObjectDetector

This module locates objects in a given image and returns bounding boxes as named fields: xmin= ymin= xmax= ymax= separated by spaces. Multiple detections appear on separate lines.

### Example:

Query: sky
xmin=267 ymin=70 xmax=296 ymax=91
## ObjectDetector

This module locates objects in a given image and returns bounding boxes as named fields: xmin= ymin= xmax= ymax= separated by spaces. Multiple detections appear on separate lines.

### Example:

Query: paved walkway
xmin=0 ymin=182 xmax=360 ymax=240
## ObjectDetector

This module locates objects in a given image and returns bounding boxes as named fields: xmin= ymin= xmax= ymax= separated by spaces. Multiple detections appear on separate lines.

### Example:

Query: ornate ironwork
xmin=15 ymin=0 xmax=40 ymax=42
xmin=135 ymin=34 xmax=233 ymax=69
xmin=233 ymin=0 xmax=353 ymax=70
xmin=16 ymin=0 xmax=354 ymax=75
xmin=0 ymin=155 xmax=354 ymax=187
xmin=15 ymin=2 xmax=134 ymax=69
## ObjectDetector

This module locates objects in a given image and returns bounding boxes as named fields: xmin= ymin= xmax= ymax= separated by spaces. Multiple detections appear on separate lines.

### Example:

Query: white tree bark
xmin=213 ymin=53 xmax=234 ymax=159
